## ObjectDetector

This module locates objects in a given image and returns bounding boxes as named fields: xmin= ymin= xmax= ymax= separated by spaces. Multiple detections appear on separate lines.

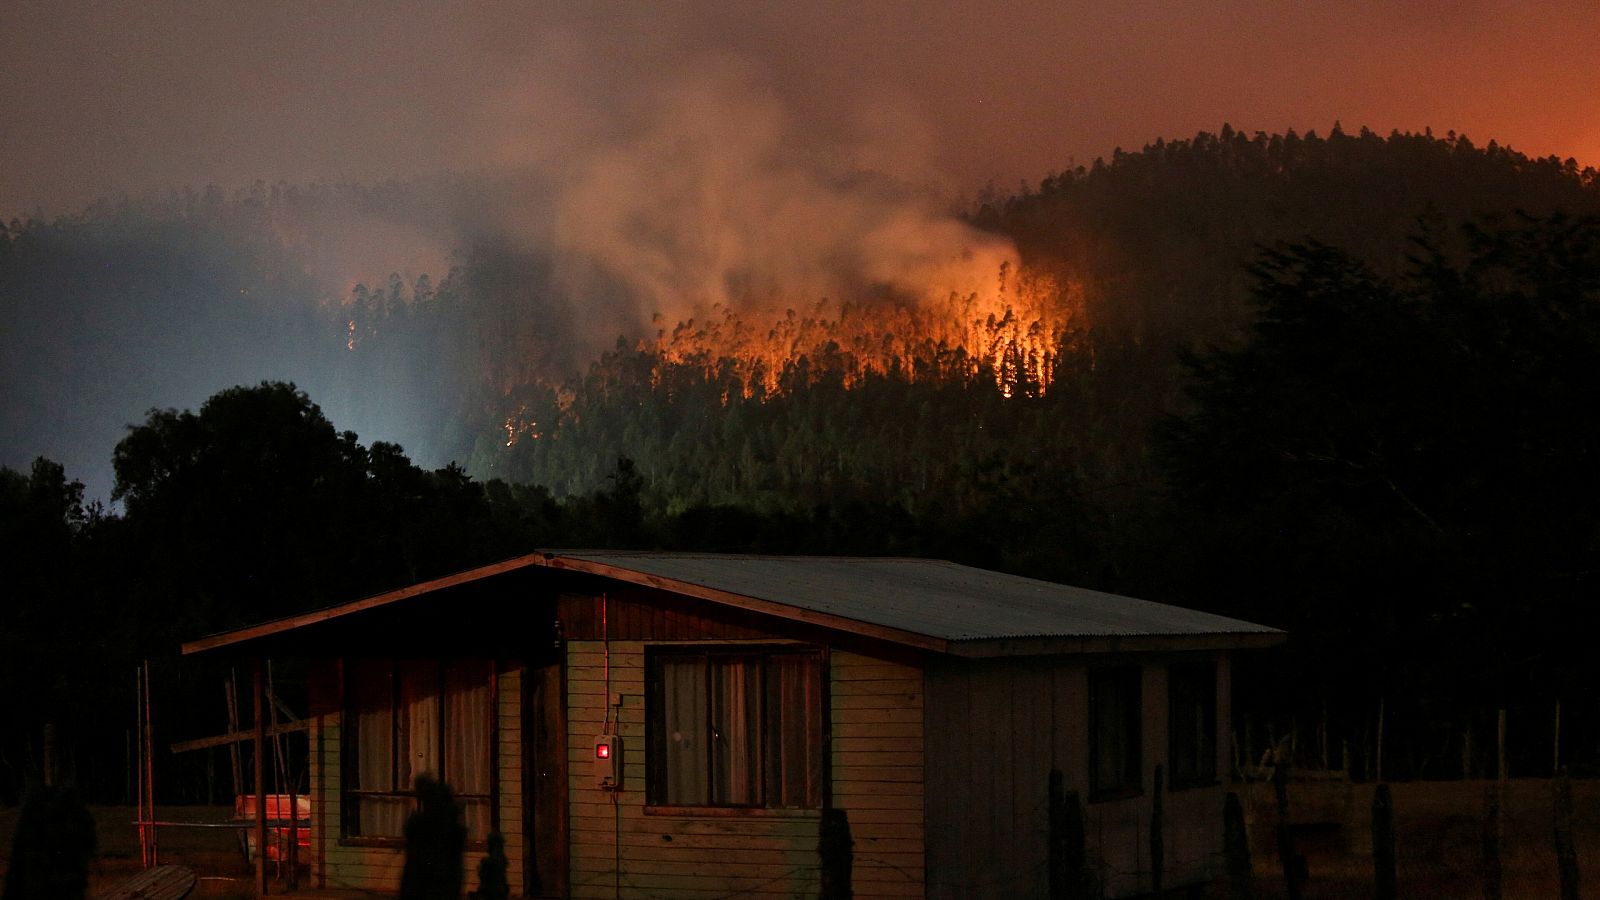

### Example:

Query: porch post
xmin=254 ymin=657 xmax=268 ymax=896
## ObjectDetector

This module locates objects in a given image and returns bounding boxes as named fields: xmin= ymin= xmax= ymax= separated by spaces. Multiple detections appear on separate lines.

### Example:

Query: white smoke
xmin=482 ymin=49 xmax=1019 ymax=351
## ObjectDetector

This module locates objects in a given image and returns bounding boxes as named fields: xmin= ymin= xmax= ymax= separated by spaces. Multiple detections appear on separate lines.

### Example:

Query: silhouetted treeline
xmin=1 ymin=383 xmax=700 ymax=804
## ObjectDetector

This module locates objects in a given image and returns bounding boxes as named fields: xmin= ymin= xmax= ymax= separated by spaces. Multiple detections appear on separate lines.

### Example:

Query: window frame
xmin=1166 ymin=660 xmax=1219 ymax=791
xmin=338 ymin=657 xmax=498 ymax=846
xmin=1087 ymin=664 xmax=1143 ymax=802
xmin=644 ymin=644 xmax=829 ymax=814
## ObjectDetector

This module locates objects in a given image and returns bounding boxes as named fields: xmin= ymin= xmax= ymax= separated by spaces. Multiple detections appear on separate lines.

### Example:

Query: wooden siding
xmin=565 ymin=641 xmax=925 ymax=899
xmin=924 ymin=654 xmax=1231 ymax=899
xmin=303 ymin=661 xmax=526 ymax=895
xmin=828 ymin=651 xmax=926 ymax=897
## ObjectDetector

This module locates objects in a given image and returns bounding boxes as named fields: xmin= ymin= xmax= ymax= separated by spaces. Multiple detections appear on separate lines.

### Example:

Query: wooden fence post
xmin=1552 ymin=700 xmax=1561 ymax=776
xmin=1273 ymin=744 xmax=1304 ymax=900
xmin=1482 ymin=784 xmax=1503 ymax=900
xmin=1554 ymin=768 xmax=1580 ymax=900
xmin=1375 ymin=699 xmax=1385 ymax=784
xmin=1224 ymin=791 xmax=1253 ymax=900
xmin=1497 ymin=709 xmax=1508 ymax=783
xmin=1150 ymin=765 xmax=1164 ymax=895
xmin=1372 ymin=783 xmax=1396 ymax=900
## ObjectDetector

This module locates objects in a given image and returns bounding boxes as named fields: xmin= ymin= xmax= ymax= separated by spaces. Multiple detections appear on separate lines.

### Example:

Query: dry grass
xmin=0 ymin=804 xmax=254 ymax=898
xmin=1237 ymin=778 xmax=1600 ymax=899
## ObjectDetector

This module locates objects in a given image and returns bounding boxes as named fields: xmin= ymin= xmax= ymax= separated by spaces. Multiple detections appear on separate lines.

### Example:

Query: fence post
xmin=1554 ymin=768 xmax=1580 ymax=900
xmin=1224 ymin=791 xmax=1254 ymax=900
xmin=1273 ymin=743 xmax=1304 ymax=900
xmin=1150 ymin=765 xmax=1164 ymax=895
xmin=1375 ymin=699 xmax=1385 ymax=784
xmin=1372 ymin=783 xmax=1396 ymax=900
xmin=1552 ymin=700 xmax=1561 ymax=776
xmin=1497 ymin=709 xmax=1508 ymax=783
xmin=1482 ymin=784 xmax=1502 ymax=900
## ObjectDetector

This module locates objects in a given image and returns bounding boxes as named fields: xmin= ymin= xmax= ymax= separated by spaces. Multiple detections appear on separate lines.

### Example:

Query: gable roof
xmin=183 ymin=550 xmax=1283 ymax=657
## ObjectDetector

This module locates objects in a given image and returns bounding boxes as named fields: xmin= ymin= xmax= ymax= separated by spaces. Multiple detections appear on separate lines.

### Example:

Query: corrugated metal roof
xmin=184 ymin=549 xmax=1283 ymax=657
xmin=549 ymin=551 xmax=1279 ymax=642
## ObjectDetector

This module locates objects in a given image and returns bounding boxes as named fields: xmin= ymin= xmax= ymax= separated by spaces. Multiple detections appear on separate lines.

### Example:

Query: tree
xmin=1161 ymin=214 xmax=1600 ymax=770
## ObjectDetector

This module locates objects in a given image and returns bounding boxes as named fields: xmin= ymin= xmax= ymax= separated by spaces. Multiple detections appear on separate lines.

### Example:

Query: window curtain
xmin=661 ymin=657 xmax=709 ymax=804
xmin=766 ymin=654 xmax=822 ymax=807
xmin=397 ymin=660 xmax=440 ymax=792
xmin=710 ymin=659 xmax=761 ymax=805
xmin=445 ymin=660 xmax=493 ymax=838
xmin=350 ymin=661 xmax=406 ymax=837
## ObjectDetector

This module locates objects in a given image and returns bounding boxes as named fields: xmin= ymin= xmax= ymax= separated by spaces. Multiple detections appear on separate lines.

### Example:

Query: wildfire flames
xmin=500 ymin=261 xmax=1082 ymax=447
xmin=646 ymin=262 xmax=1080 ymax=399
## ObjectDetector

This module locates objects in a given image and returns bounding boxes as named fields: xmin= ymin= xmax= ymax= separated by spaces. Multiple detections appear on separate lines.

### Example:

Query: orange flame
xmin=645 ymin=263 xmax=1081 ymax=399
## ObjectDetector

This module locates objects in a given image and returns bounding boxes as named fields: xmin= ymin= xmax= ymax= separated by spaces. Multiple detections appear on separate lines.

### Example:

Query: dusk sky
xmin=3 ymin=1 xmax=1597 ymax=216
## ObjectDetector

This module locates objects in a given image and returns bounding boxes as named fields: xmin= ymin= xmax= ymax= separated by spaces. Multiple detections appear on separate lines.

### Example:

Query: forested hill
xmin=468 ymin=126 xmax=1600 ymax=523
xmin=3 ymin=127 xmax=1595 ymax=510
xmin=988 ymin=124 xmax=1600 ymax=345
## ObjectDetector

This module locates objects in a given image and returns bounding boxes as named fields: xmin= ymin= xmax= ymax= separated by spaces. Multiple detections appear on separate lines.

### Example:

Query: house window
xmin=343 ymin=659 xmax=494 ymax=841
xmin=1168 ymin=661 xmax=1218 ymax=789
xmin=646 ymin=647 xmax=824 ymax=809
xmin=1089 ymin=665 xmax=1142 ymax=799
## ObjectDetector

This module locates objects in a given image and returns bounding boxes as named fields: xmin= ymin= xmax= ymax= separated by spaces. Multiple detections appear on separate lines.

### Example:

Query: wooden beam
xmin=170 ymin=720 xmax=309 ymax=755
xmin=182 ymin=552 xmax=550 ymax=655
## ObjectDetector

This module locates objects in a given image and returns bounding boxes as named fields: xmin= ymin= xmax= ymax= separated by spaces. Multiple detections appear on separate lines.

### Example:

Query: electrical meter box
xmin=594 ymin=734 xmax=621 ymax=790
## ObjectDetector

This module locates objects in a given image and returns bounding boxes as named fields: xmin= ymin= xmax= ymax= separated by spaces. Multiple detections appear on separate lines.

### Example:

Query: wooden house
xmin=183 ymin=551 xmax=1282 ymax=898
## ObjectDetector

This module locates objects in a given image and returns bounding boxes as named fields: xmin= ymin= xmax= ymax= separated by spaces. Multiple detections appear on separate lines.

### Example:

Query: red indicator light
xmin=597 ymin=744 xmax=611 ymax=759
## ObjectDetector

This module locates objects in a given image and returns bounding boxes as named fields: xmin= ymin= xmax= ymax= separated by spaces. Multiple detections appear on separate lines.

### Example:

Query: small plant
xmin=399 ymin=775 xmax=466 ymax=900
xmin=471 ymin=832 xmax=511 ymax=900
xmin=1048 ymin=769 xmax=1092 ymax=900
xmin=2 ymin=783 xmax=97 ymax=900
xmin=819 ymin=808 xmax=853 ymax=899
xmin=1223 ymin=791 xmax=1254 ymax=900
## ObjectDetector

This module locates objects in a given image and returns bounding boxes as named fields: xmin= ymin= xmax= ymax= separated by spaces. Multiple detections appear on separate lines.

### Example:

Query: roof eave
xmin=180 ymin=551 xmax=553 ymax=656
xmin=945 ymin=630 xmax=1288 ymax=658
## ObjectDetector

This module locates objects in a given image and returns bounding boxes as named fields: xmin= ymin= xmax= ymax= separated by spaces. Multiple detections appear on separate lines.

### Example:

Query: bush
xmin=399 ymin=776 xmax=466 ymax=900
xmin=2 ymin=784 xmax=97 ymax=900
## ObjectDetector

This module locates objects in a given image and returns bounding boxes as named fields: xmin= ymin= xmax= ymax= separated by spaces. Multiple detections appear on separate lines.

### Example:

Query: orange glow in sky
xmin=2 ymin=2 xmax=1597 ymax=215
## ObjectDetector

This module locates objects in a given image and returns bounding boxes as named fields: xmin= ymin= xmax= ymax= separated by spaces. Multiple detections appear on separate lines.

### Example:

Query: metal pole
xmin=144 ymin=660 xmax=157 ymax=866
xmin=254 ymin=658 xmax=268 ymax=896
xmin=135 ymin=667 xmax=146 ymax=868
